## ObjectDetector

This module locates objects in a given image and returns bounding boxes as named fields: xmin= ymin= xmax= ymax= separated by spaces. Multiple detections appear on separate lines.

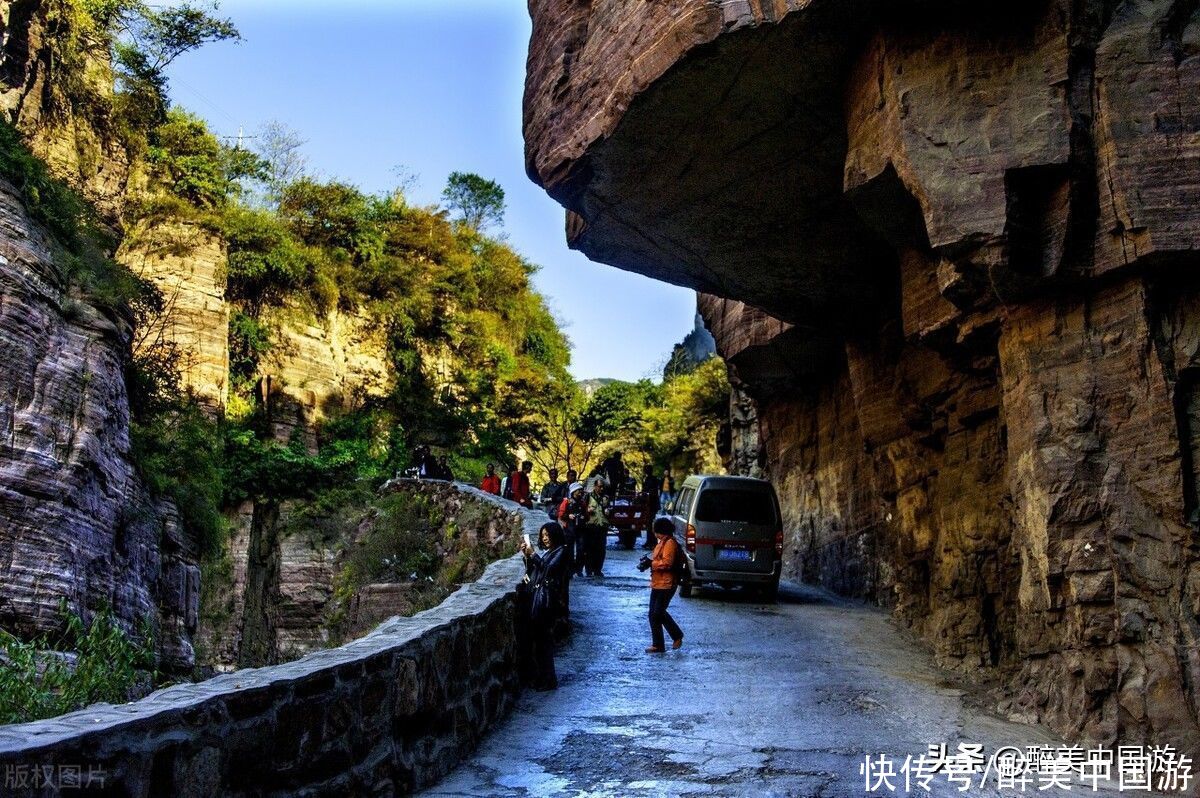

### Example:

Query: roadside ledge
xmin=0 ymin=480 xmax=545 ymax=796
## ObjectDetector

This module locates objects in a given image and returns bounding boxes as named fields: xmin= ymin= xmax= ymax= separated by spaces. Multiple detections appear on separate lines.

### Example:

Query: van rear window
xmin=694 ymin=489 xmax=776 ymax=525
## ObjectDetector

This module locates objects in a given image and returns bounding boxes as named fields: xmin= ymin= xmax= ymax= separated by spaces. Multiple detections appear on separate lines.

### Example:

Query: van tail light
xmin=685 ymin=524 xmax=696 ymax=553
xmin=775 ymin=530 xmax=784 ymax=557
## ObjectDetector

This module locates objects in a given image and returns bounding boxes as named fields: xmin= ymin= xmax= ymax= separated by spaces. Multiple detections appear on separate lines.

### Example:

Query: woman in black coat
xmin=521 ymin=522 xmax=569 ymax=690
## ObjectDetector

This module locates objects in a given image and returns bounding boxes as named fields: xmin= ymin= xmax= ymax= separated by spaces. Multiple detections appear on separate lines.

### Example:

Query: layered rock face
xmin=0 ymin=1 xmax=204 ymax=669
xmin=525 ymin=0 xmax=1200 ymax=749
xmin=260 ymin=306 xmax=390 ymax=450
xmin=198 ymin=481 xmax=524 ymax=671
xmin=0 ymin=178 xmax=198 ymax=670
xmin=120 ymin=221 xmax=230 ymax=408
xmin=0 ymin=0 xmax=131 ymax=221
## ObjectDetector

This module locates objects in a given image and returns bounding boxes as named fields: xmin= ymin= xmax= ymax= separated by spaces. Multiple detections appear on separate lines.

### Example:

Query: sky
xmin=164 ymin=0 xmax=698 ymax=382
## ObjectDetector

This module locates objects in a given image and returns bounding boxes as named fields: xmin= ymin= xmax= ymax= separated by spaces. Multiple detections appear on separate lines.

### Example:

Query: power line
xmin=169 ymin=73 xmax=240 ymax=129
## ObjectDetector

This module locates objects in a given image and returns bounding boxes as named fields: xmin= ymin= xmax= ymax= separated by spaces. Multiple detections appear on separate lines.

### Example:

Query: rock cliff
xmin=0 ymin=0 xmax=395 ymax=674
xmin=0 ymin=176 xmax=198 ymax=670
xmin=525 ymin=0 xmax=1200 ymax=749
xmin=259 ymin=306 xmax=390 ymax=450
xmin=119 ymin=220 xmax=230 ymax=409
xmin=198 ymin=480 xmax=523 ymax=671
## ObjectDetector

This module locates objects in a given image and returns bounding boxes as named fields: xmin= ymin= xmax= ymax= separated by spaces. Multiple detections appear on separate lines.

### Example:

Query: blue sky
xmin=164 ymin=0 xmax=697 ymax=381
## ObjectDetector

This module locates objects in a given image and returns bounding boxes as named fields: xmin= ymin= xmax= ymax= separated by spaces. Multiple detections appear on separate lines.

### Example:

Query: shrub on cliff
xmin=0 ymin=605 xmax=155 ymax=725
xmin=0 ymin=120 xmax=147 ymax=313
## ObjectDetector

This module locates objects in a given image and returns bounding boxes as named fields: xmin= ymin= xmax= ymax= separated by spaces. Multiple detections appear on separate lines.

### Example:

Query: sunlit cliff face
xmin=525 ymin=0 xmax=1200 ymax=751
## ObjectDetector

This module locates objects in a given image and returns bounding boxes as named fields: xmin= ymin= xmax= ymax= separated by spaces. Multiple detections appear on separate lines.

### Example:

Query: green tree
xmin=441 ymin=171 xmax=505 ymax=231
xmin=577 ymin=380 xmax=659 ymax=442
xmin=146 ymin=109 xmax=267 ymax=210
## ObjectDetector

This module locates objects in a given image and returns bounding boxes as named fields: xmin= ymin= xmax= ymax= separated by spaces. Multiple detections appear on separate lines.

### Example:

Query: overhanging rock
xmin=525 ymin=0 xmax=1200 ymax=750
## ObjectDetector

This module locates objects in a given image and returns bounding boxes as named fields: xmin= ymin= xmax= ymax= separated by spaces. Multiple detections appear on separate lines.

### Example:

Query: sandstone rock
xmin=526 ymin=0 xmax=1200 ymax=749
xmin=198 ymin=481 xmax=526 ymax=670
xmin=119 ymin=220 xmax=230 ymax=409
xmin=260 ymin=305 xmax=390 ymax=449
xmin=0 ymin=177 xmax=196 ymax=668
xmin=0 ymin=1 xmax=131 ymax=222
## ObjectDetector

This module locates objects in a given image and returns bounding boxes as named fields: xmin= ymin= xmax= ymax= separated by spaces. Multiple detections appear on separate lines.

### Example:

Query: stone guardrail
xmin=0 ymin=481 xmax=547 ymax=796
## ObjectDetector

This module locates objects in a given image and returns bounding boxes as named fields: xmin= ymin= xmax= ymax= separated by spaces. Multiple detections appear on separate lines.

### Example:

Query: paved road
xmin=422 ymin=543 xmax=1131 ymax=797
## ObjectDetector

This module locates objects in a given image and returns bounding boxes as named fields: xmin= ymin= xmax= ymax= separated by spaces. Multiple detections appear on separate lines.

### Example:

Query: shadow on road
xmin=678 ymin=580 xmax=836 ymax=607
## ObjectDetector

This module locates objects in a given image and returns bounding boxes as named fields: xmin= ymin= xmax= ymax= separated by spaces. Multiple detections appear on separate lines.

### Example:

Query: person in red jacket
xmin=510 ymin=460 xmax=534 ymax=507
xmin=481 ymin=463 xmax=501 ymax=495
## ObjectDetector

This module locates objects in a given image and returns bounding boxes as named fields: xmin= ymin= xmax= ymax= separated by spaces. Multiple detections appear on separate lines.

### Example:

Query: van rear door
xmin=692 ymin=484 xmax=779 ymax=574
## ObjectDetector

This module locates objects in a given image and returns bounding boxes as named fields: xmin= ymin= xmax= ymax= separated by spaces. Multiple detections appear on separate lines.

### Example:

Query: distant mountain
xmin=577 ymin=378 xmax=618 ymax=397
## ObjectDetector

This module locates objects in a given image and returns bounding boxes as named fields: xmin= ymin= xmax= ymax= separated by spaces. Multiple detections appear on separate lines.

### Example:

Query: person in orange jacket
xmin=481 ymin=463 xmax=501 ymax=495
xmin=642 ymin=517 xmax=684 ymax=653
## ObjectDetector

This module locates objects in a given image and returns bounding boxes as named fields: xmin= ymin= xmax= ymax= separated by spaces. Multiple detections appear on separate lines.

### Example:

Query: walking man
xmin=659 ymin=467 xmax=676 ymax=509
xmin=583 ymin=478 xmax=610 ymax=577
xmin=646 ymin=517 xmax=684 ymax=653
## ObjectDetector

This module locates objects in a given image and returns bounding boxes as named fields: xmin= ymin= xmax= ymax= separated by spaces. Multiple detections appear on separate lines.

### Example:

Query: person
xmin=644 ymin=517 xmax=685 ymax=654
xmin=559 ymin=482 xmax=588 ymax=577
xmin=660 ymin=467 xmax=676 ymax=509
xmin=598 ymin=452 xmax=627 ymax=499
xmin=501 ymin=464 xmax=514 ymax=500
xmin=582 ymin=478 xmax=610 ymax=577
xmin=416 ymin=445 xmax=436 ymax=479
xmin=510 ymin=460 xmax=534 ymax=507
xmin=437 ymin=456 xmax=454 ymax=481
xmin=565 ymin=468 xmax=578 ymax=487
xmin=540 ymin=468 xmax=567 ymax=515
xmin=481 ymin=463 xmax=501 ymax=495
xmin=641 ymin=464 xmax=661 ymax=549
xmin=520 ymin=522 xmax=570 ymax=690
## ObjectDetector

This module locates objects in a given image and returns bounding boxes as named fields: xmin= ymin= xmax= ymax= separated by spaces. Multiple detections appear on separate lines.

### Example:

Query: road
xmin=421 ymin=543 xmax=1133 ymax=797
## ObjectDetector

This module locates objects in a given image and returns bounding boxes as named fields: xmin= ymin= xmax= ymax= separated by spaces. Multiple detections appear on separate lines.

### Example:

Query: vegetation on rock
xmin=0 ymin=604 xmax=155 ymax=725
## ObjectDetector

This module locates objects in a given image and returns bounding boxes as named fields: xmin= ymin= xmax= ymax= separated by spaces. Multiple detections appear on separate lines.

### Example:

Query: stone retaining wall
xmin=0 ymin=483 xmax=545 ymax=796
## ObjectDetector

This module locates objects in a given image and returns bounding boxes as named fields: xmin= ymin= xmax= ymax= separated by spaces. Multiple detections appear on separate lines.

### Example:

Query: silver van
xmin=668 ymin=475 xmax=783 ymax=599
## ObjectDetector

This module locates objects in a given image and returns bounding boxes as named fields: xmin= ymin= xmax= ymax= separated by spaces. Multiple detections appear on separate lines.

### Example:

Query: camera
xmin=636 ymin=555 xmax=652 ymax=572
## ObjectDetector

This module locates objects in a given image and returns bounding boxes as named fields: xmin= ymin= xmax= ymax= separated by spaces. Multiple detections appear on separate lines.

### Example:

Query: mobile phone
xmin=522 ymin=533 xmax=532 ymax=549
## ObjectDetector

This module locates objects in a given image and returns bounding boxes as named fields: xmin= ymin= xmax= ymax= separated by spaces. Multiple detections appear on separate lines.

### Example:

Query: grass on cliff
xmin=268 ymin=487 xmax=518 ymax=647
xmin=0 ymin=604 xmax=155 ymax=725
xmin=0 ymin=120 xmax=147 ymax=312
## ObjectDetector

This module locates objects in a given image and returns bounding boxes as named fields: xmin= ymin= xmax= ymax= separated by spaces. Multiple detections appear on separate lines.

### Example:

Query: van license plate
xmin=717 ymin=549 xmax=751 ymax=561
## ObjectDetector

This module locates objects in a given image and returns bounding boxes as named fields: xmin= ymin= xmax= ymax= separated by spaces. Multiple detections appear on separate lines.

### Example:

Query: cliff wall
xmin=198 ymin=481 xmax=524 ymax=671
xmin=0 ymin=175 xmax=198 ymax=670
xmin=525 ymin=0 xmax=1200 ymax=749
xmin=260 ymin=305 xmax=390 ymax=450
xmin=0 ymin=0 xmax=394 ymax=673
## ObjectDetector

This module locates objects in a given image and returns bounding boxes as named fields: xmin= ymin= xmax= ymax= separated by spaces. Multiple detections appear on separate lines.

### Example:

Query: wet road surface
xmin=422 ymin=542 xmax=1129 ymax=797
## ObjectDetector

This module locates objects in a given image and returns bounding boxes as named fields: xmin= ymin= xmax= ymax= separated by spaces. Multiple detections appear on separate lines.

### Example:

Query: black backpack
xmin=669 ymin=538 xmax=687 ymax=578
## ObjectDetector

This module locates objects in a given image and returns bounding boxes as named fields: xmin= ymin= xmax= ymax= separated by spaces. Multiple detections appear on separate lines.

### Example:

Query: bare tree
xmin=253 ymin=121 xmax=308 ymax=205
xmin=528 ymin=401 xmax=602 ymax=478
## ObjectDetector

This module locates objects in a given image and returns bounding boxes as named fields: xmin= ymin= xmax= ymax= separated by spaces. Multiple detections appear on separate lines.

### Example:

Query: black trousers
xmin=562 ymin=532 xmax=576 ymax=572
xmin=531 ymin=621 xmax=557 ymax=689
xmin=649 ymin=587 xmax=683 ymax=649
xmin=584 ymin=525 xmax=607 ymax=575
xmin=556 ymin=542 xmax=571 ymax=614
xmin=572 ymin=528 xmax=586 ymax=574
